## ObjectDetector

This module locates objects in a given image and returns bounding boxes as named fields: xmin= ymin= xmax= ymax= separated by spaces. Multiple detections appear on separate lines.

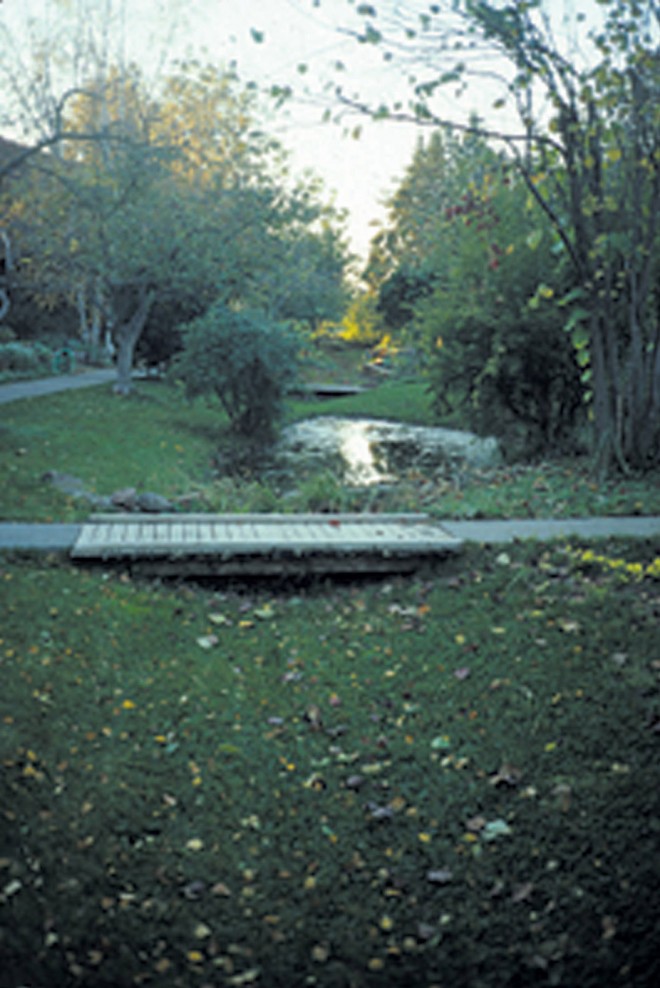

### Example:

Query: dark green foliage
xmin=0 ymin=340 xmax=52 ymax=375
xmin=380 ymin=131 xmax=586 ymax=455
xmin=174 ymin=304 xmax=300 ymax=439
xmin=376 ymin=266 xmax=434 ymax=332
xmin=424 ymin=297 xmax=584 ymax=457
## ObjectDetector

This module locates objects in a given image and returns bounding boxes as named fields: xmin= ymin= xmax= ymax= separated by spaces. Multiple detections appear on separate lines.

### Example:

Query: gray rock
xmin=136 ymin=491 xmax=174 ymax=513
xmin=42 ymin=471 xmax=88 ymax=496
xmin=111 ymin=487 xmax=138 ymax=510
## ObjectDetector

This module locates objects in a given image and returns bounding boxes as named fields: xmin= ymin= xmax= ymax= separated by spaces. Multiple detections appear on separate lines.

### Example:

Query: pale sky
xmin=0 ymin=0 xmax=611 ymax=260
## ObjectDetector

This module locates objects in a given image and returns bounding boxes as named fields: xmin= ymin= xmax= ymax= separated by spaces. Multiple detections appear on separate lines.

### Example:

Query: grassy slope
xmin=1 ymin=542 xmax=659 ymax=986
xmin=1 ymin=376 xmax=659 ymax=521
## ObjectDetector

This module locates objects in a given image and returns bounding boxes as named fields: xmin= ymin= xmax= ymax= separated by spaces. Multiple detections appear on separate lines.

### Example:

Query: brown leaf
xmin=489 ymin=763 xmax=523 ymax=788
xmin=426 ymin=868 xmax=453 ymax=885
xmin=511 ymin=882 xmax=535 ymax=903
xmin=304 ymin=705 xmax=323 ymax=730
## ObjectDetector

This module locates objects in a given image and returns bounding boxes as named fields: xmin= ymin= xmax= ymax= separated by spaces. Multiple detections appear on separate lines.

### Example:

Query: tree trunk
xmin=0 ymin=229 xmax=13 ymax=322
xmin=112 ymin=286 xmax=155 ymax=395
xmin=76 ymin=280 xmax=106 ymax=362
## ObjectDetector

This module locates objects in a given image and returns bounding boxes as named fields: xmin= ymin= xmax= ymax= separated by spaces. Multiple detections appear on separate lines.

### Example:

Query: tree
xmin=379 ymin=127 xmax=583 ymax=452
xmin=312 ymin=0 xmax=660 ymax=471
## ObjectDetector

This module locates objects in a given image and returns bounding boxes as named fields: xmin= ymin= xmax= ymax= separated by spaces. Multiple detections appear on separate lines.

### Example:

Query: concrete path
xmin=1 ymin=516 xmax=659 ymax=553
xmin=0 ymin=368 xmax=116 ymax=404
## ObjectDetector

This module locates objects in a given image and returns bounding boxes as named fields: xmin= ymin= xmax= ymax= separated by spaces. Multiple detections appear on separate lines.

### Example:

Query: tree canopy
xmin=312 ymin=0 xmax=660 ymax=470
xmin=0 ymin=43 xmax=351 ymax=393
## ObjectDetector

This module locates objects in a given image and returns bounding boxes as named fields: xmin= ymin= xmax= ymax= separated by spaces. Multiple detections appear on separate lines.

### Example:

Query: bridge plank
xmin=71 ymin=513 xmax=462 ymax=573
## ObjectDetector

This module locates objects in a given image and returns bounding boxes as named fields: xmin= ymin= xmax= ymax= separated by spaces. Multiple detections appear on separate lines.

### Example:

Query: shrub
xmin=0 ymin=325 xmax=17 ymax=343
xmin=0 ymin=341 xmax=52 ymax=374
xmin=173 ymin=304 xmax=300 ymax=440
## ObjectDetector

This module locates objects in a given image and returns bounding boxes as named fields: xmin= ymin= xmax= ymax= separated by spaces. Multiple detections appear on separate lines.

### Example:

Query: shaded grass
xmin=1 ymin=540 xmax=659 ymax=986
xmin=0 ymin=382 xmax=225 ymax=521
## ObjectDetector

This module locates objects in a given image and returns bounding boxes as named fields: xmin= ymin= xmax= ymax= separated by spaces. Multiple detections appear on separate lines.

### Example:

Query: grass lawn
xmin=1 ymin=378 xmax=659 ymax=521
xmin=1 ymin=540 xmax=659 ymax=986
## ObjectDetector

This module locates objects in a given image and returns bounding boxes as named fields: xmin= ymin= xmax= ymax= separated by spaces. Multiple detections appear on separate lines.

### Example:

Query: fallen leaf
xmin=186 ymin=838 xmax=204 ymax=852
xmin=430 ymin=735 xmax=451 ymax=750
xmin=489 ymin=763 xmax=523 ymax=788
xmin=196 ymin=635 xmax=218 ymax=650
xmin=426 ymin=868 xmax=453 ymax=885
xmin=511 ymin=882 xmax=535 ymax=903
xmin=365 ymin=802 xmax=394 ymax=821
xmin=208 ymin=613 xmax=231 ymax=626
xmin=481 ymin=819 xmax=512 ymax=841
xmin=304 ymin=705 xmax=323 ymax=730
xmin=182 ymin=880 xmax=206 ymax=900
xmin=211 ymin=882 xmax=232 ymax=897
xmin=552 ymin=782 xmax=572 ymax=811
xmin=454 ymin=666 xmax=471 ymax=680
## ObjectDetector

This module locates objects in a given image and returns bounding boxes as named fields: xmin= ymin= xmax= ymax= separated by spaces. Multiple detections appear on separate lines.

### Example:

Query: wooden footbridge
xmin=71 ymin=513 xmax=462 ymax=576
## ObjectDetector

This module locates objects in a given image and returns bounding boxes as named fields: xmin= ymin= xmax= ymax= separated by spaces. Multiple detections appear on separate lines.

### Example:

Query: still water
xmin=277 ymin=417 xmax=501 ymax=487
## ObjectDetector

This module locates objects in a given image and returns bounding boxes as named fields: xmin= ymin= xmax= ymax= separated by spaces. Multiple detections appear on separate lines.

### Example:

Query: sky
xmin=0 ymin=0 xmax=608 ymax=260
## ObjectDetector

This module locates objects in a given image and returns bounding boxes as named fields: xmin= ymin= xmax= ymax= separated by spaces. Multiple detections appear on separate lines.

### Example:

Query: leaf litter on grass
xmin=1 ymin=543 xmax=659 ymax=986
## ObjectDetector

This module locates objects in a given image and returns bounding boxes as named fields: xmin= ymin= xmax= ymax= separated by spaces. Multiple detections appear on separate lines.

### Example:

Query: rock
xmin=43 ymin=473 xmax=173 ymax=513
xmin=86 ymin=494 xmax=114 ymax=510
xmin=136 ymin=491 xmax=174 ymax=513
xmin=111 ymin=487 xmax=138 ymax=510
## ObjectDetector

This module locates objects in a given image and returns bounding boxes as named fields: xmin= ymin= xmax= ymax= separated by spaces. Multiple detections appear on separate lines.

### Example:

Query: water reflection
xmin=278 ymin=417 xmax=500 ymax=488
xmin=336 ymin=420 xmax=393 ymax=485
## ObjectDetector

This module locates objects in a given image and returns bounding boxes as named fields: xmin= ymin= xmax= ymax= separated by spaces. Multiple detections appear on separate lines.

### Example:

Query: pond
xmin=274 ymin=417 xmax=501 ymax=489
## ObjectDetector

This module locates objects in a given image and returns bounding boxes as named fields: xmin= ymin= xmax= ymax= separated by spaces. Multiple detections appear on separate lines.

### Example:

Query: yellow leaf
xmin=121 ymin=699 xmax=136 ymax=710
xmin=187 ymin=950 xmax=204 ymax=964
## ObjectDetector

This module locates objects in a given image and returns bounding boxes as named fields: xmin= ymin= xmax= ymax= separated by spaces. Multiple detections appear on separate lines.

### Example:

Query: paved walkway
xmin=0 ymin=367 xmax=116 ymax=404
xmin=1 ymin=516 xmax=659 ymax=552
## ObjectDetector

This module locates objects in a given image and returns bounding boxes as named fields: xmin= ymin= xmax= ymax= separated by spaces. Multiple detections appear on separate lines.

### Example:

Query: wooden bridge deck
xmin=71 ymin=513 xmax=462 ymax=575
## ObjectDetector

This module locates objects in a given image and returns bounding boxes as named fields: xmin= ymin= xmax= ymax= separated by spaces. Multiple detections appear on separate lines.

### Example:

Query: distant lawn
xmin=286 ymin=379 xmax=436 ymax=426
xmin=1 ymin=540 xmax=659 ymax=986
xmin=1 ymin=377 xmax=659 ymax=522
